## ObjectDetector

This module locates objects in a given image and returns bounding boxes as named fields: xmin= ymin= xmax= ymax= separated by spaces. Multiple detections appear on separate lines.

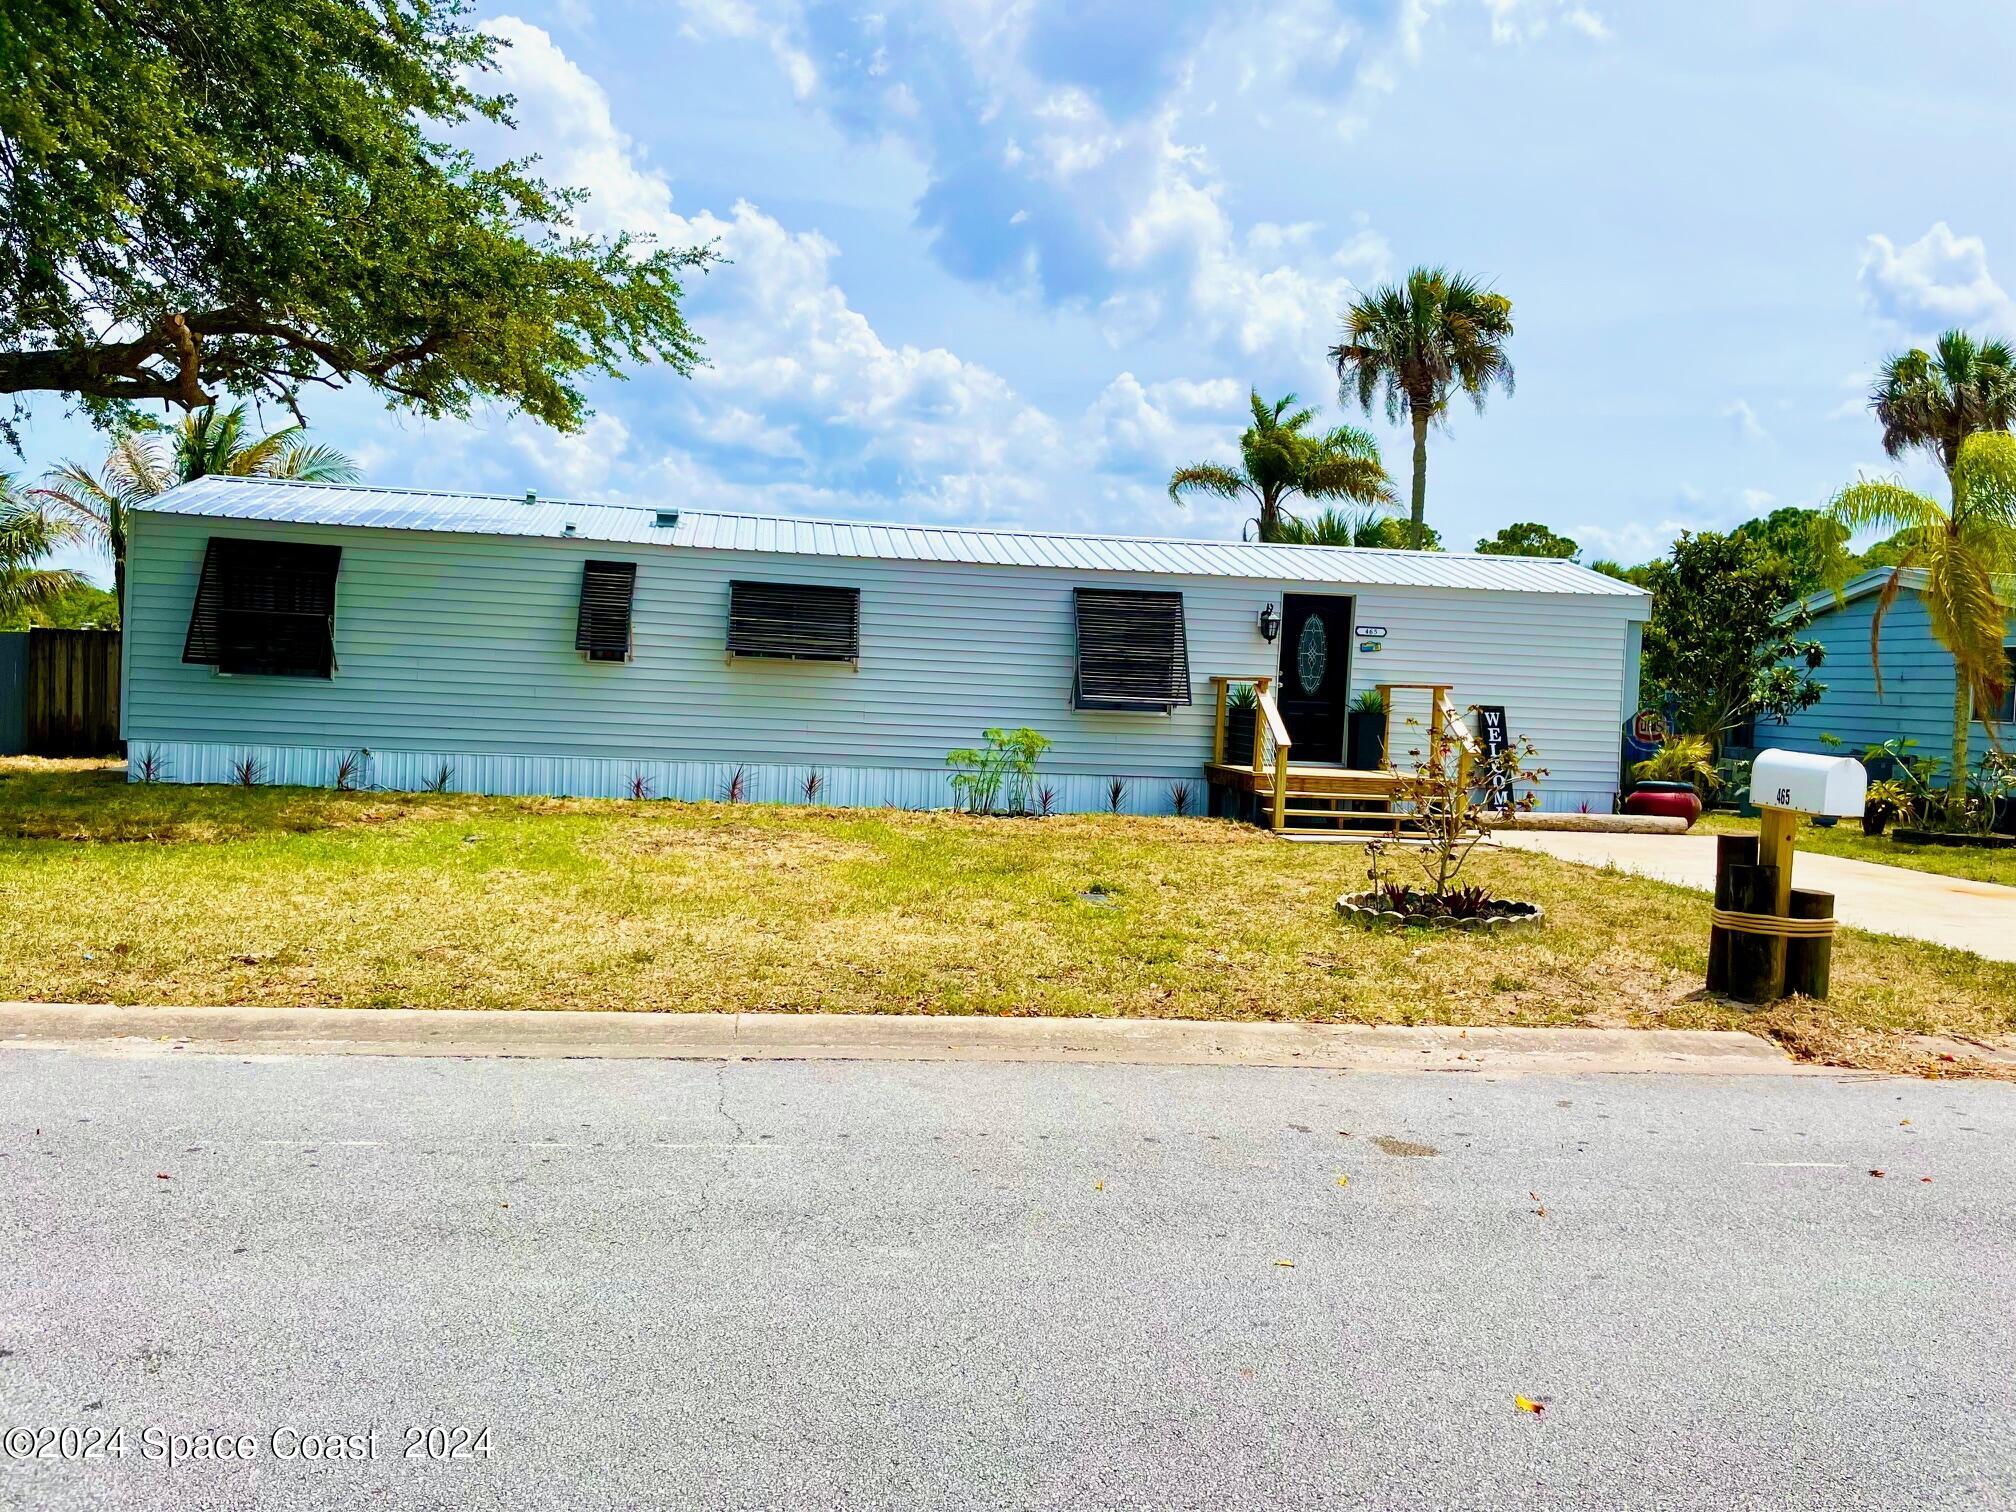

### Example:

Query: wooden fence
xmin=13 ymin=629 xmax=121 ymax=756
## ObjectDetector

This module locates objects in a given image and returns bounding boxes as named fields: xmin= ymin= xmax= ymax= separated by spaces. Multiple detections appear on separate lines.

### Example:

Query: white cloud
xmin=1482 ymin=0 xmax=1610 ymax=43
xmin=1859 ymin=222 xmax=2016 ymax=339
xmin=464 ymin=17 xmax=1244 ymax=533
xmin=1722 ymin=399 xmax=1769 ymax=443
xmin=673 ymin=0 xmax=816 ymax=99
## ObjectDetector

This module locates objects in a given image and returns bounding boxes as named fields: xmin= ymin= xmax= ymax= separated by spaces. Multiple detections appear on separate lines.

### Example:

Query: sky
xmin=21 ymin=0 xmax=2016 ymax=583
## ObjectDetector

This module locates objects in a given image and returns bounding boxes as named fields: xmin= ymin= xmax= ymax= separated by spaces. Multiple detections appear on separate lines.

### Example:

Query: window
xmin=575 ymin=560 xmax=639 ymax=663
xmin=182 ymin=538 xmax=342 ymax=678
xmin=1072 ymin=587 xmax=1191 ymax=711
xmin=727 ymin=580 xmax=860 ymax=662
xmin=1998 ymin=647 xmax=2015 ymax=725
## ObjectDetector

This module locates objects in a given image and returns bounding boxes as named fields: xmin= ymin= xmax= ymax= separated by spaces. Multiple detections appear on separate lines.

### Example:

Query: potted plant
xmin=1625 ymin=735 xmax=1718 ymax=827
xmin=1861 ymin=778 xmax=1914 ymax=837
xmin=1347 ymin=687 xmax=1386 ymax=771
xmin=1224 ymin=682 xmax=1258 ymax=764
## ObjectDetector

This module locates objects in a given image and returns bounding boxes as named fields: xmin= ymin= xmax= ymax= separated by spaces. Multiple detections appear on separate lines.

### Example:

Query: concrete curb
xmin=0 ymin=1002 xmax=1815 ymax=1077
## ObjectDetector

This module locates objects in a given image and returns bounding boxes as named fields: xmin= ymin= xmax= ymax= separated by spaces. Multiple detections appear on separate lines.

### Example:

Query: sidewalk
xmin=0 ymin=1002 xmax=1809 ymax=1077
xmin=1493 ymin=830 xmax=2016 ymax=961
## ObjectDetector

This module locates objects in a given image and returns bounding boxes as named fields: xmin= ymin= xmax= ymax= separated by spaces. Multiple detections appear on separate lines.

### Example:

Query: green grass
xmin=2 ymin=759 xmax=2012 ymax=1074
xmin=1695 ymin=811 xmax=2016 ymax=887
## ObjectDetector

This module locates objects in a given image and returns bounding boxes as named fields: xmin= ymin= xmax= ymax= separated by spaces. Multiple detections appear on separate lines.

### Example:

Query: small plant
xmin=131 ymin=746 xmax=168 ymax=784
xmin=801 ymin=770 xmax=825 ymax=804
xmin=1350 ymin=687 xmax=1386 ymax=715
xmin=628 ymin=770 xmax=655 ymax=801
xmin=1226 ymin=682 xmax=1258 ymax=711
xmin=1106 ymin=776 xmax=1128 ymax=815
xmin=946 ymin=727 xmax=1053 ymax=815
xmin=334 ymin=749 xmax=370 ymax=792
xmin=229 ymin=753 xmax=265 ymax=789
xmin=1169 ymin=781 xmax=1193 ymax=818
xmin=423 ymin=762 xmax=455 ymax=794
xmin=721 ymin=764 xmax=750 ymax=804
xmin=1036 ymin=784 xmax=1058 ymax=817
xmin=1630 ymin=735 xmax=1719 ymax=791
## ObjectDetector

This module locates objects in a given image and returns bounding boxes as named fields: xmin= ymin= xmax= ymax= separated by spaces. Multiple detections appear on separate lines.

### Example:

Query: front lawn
xmin=2 ymin=759 xmax=2011 ymax=1076
xmin=1695 ymin=811 xmax=2016 ymax=887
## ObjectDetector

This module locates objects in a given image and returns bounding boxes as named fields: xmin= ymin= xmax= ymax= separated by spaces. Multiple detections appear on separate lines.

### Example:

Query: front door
xmin=1276 ymin=593 xmax=1353 ymax=763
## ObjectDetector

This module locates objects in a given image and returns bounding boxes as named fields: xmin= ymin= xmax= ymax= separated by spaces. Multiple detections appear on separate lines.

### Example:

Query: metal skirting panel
xmin=127 ymin=739 xmax=1618 ymax=817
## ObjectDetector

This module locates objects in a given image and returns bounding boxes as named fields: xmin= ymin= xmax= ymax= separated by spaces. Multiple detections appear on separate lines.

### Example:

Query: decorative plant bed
xmin=1891 ymin=828 xmax=2016 ymax=851
xmin=1336 ymin=889 xmax=1544 ymax=933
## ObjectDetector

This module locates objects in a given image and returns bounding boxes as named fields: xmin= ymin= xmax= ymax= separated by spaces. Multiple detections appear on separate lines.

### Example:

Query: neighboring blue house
xmin=1767 ymin=567 xmax=2016 ymax=767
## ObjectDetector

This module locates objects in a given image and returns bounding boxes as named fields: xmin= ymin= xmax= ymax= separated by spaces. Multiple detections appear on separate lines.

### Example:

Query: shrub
xmin=131 ymin=746 xmax=168 ymax=784
xmin=801 ymin=770 xmax=825 ymax=804
xmin=334 ymin=749 xmax=370 ymax=792
xmin=1350 ymin=687 xmax=1386 ymax=715
xmin=1169 ymin=781 xmax=1193 ymax=817
xmin=721 ymin=764 xmax=750 ymax=804
xmin=229 ymin=753 xmax=265 ymax=788
xmin=1630 ymin=735 xmax=1718 ymax=790
xmin=423 ymin=762 xmax=455 ymax=794
xmin=1106 ymin=776 xmax=1128 ymax=815
xmin=946 ymin=727 xmax=1052 ymax=815
xmin=1036 ymin=784 xmax=1057 ymax=818
xmin=628 ymin=771 xmax=655 ymax=801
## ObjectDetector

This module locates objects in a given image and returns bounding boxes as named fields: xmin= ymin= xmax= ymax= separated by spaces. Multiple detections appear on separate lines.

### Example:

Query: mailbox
xmin=1750 ymin=748 xmax=1866 ymax=817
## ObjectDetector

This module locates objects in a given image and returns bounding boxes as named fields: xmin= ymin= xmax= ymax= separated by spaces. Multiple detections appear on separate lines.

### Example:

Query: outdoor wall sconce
xmin=1258 ymin=603 xmax=1282 ymax=642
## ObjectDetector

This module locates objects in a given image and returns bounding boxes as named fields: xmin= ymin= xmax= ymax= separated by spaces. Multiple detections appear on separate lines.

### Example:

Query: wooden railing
xmin=1208 ymin=674 xmax=1292 ymax=831
xmin=1377 ymin=682 xmax=1482 ymax=834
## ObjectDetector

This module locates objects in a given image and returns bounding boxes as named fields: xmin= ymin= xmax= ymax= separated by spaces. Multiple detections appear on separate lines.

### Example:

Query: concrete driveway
xmin=1494 ymin=830 xmax=2016 ymax=961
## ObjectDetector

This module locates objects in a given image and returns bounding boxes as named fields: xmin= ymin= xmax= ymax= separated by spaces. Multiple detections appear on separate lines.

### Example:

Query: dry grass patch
xmin=2 ymin=759 xmax=2012 ymax=1074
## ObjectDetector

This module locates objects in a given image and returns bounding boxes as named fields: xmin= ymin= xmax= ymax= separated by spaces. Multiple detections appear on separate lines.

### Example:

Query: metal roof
xmin=139 ymin=476 xmax=1648 ymax=597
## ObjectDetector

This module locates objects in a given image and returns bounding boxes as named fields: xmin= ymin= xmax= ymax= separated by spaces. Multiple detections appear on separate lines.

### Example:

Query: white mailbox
xmin=1751 ymin=748 xmax=1866 ymax=817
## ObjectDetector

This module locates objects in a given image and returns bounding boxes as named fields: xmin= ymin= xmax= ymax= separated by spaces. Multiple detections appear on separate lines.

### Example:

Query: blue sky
xmin=23 ymin=0 xmax=2016 ymax=582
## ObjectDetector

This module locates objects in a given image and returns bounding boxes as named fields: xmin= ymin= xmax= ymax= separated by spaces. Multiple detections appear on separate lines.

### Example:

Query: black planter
xmin=1347 ymin=709 xmax=1385 ymax=771
xmin=1224 ymin=706 xmax=1257 ymax=765
xmin=1861 ymin=810 xmax=1890 ymax=837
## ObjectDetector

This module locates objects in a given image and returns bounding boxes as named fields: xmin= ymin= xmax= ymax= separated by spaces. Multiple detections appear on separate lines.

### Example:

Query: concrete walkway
xmin=1494 ymin=830 xmax=2016 ymax=961
xmin=0 ymin=1001 xmax=1804 ymax=1077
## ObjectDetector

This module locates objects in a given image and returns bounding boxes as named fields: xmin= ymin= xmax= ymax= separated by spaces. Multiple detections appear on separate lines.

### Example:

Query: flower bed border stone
xmin=1335 ymin=891 xmax=1544 ymax=933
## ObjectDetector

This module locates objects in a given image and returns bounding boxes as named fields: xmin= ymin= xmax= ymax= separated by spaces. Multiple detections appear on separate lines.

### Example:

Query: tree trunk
xmin=1949 ymin=673 xmax=1972 ymax=801
xmin=1408 ymin=407 xmax=1429 ymax=550
xmin=113 ymin=557 xmax=125 ymax=627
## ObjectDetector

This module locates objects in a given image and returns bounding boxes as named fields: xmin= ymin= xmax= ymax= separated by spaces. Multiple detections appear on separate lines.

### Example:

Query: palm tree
xmin=1827 ymin=431 xmax=2016 ymax=801
xmin=1167 ymin=390 xmax=1394 ymax=542
xmin=1331 ymin=267 xmax=1515 ymax=550
xmin=35 ymin=404 xmax=358 ymax=613
xmin=0 ymin=475 xmax=83 ymax=623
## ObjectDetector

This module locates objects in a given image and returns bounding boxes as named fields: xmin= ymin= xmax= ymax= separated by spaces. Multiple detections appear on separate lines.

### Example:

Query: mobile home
xmin=121 ymin=477 xmax=1649 ymax=821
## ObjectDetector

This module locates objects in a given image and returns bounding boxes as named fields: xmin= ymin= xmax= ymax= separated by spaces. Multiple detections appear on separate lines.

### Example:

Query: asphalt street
xmin=2 ymin=1049 xmax=2011 ymax=1510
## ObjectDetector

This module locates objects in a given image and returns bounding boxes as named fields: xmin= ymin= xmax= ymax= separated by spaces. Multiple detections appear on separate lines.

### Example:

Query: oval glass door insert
xmin=1296 ymin=613 xmax=1328 ymax=696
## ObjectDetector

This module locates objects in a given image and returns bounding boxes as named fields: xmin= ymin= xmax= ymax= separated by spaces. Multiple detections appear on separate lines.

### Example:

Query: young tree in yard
xmin=1331 ymin=268 xmax=1514 ymax=551
xmin=1168 ymin=391 xmax=1394 ymax=542
xmin=34 ymin=407 xmax=358 ymax=613
xmin=1827 ymin=430 xmax=2016 ymax=798
xmin=1474 ymin=521 xmax=1579 ymax=559
xmin=0 ymin=477 xmax=80 ymax=622
xmin=0 ymin=1 xmax=706 ymax=445
xmin=1638 ymin=531 xmax=1826 ymax=748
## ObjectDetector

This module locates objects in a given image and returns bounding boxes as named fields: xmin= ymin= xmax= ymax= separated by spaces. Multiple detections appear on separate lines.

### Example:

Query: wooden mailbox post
xmin=1707 ymin=750 xmax=1866 ymax=1005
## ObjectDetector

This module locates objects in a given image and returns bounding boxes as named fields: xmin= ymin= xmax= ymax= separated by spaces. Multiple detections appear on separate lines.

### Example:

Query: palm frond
xmin=1166 ymin=464 xmax=1248 ymax=506
xmin=272 ymin=442 xmax=361 ymax=482
xmin=1828 ymin=478 xmax=1943 ymax=537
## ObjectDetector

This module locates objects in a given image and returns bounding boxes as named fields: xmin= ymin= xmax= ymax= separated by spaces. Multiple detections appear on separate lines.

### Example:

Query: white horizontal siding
xmin=123 ymin=512 xmax=1642 ymax=805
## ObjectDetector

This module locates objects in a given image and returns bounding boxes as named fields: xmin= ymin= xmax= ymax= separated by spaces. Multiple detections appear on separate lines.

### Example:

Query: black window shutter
xmin=1073 ymin=587 xmax=1192 ymax=711
xmin=185 ymin=538 xmax=342 ymax=677
xmin=728 ymin=580 xmax=860 ymax=662
xmin=181 ymin=538 xmax=228 ymax=665
xmin=575 ymin=560 xmax=638 ymax=662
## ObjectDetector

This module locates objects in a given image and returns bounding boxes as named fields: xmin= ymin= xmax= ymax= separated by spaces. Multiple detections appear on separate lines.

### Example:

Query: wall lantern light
xmin=1258 ymin=603 xmax=1282 ymax=642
